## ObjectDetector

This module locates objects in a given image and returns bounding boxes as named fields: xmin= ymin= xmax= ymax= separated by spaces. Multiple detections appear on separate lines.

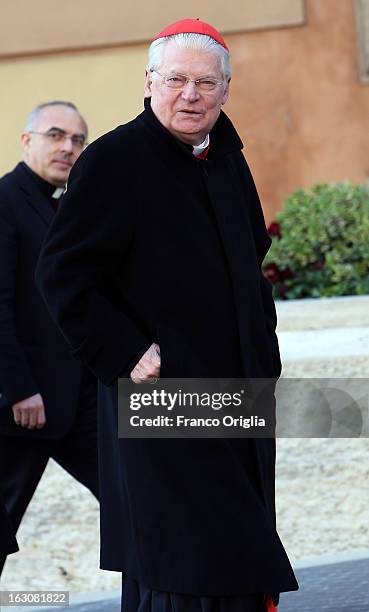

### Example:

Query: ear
xmin=221 ymin=77 xmax=231 ymax=105
xmin=21 ymin=132 xmax=32 ymax=154
xmin=144 ymin=69 xmax=153 ymax=98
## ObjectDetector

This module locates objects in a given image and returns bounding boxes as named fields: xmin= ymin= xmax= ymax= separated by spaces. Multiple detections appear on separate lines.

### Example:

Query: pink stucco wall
xmin=226 ymin=0 xmax=369 ymax=222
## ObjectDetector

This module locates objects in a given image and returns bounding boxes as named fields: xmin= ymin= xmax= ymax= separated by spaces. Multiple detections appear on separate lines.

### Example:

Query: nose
xmin=181 ymin=80 xmax=200 ymax=102
xmin=60 ymin=136 xmax=74 ymax=154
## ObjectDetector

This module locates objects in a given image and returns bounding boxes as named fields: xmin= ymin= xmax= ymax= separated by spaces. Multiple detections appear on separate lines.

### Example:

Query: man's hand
xmin=130 ymin=343 xmax=161 ymax=383
xmin=12 ymin=393 xmax=46 ymax=429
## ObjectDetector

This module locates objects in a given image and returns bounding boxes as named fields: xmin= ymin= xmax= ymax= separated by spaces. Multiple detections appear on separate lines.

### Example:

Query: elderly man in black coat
xmin=0 ymin=101 xmax=99 ymax=576
xmin=36 ymin=19 xmax=298 ymax=612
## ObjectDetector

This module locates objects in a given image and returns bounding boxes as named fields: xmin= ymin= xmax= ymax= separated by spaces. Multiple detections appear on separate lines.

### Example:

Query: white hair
xmin=147 ymin=33 xmax=231 ymax=81
xmin=25 ymin=100 xmax=88 ymax=137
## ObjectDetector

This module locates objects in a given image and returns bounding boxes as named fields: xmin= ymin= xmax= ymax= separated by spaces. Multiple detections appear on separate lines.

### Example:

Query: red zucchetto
xmin=153 ymin=18 xmax=229 ymax=50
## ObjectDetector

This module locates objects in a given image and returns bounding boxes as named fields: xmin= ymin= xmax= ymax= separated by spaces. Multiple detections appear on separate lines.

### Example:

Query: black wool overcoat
xmin=0 ymin=164 xmax=87 ymax=438
xmin=36 ymin=100 xmax=298 ymax=598
xmin=0 ymin=491 xmax=18 ymax=555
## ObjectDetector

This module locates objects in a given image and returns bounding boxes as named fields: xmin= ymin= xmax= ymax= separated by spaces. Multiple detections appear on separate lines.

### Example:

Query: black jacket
xmin=36 ymin=100 xmax=298 ymax=597
xmin=0 ymin=163 xmax=87 ymax=438
xmin=0 ymin=492 xmax=18 ymax=555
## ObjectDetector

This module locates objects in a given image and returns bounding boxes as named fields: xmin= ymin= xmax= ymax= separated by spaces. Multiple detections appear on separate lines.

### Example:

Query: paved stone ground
xmin=54 ymin=600 xmax=120 ymax=612
xmin=276 ymin=295 xmax=369 ymax=331
xmin=10 ymin=556 xmax=369 ymax=612
xmin=279 ymin=557 xmax=369 ymax=612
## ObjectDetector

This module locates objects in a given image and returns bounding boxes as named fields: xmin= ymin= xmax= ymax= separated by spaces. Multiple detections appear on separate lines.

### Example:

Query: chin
xmin=174 ymin=126 xmax=204 ymax=142
xmin=177 ymin=122 xmax=204 ymax=133
xmin=55 ymin=169 xmax=69 ymax=181
xmin=49 ymin=174 xmax=67 ymax=187
xmin=175 ymin=134 xmax=199 ymax=145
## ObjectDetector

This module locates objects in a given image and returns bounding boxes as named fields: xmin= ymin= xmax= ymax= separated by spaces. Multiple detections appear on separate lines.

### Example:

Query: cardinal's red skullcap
xmin=153 ymin=18 xmax=228 ymax=50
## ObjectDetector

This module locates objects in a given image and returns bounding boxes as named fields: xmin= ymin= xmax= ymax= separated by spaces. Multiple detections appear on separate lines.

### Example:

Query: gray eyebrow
xmin=170 ymin=73 xmax=217 ymax=79
xmin=47 ymin=126 xmax=86 ymax=137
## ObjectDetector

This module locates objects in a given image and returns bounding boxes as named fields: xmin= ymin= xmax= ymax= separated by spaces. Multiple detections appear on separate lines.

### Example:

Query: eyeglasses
xmin=151 ymin=70 xmax=224 ymax=93
xmin=28 ymin=129 xmax=87 ymax=149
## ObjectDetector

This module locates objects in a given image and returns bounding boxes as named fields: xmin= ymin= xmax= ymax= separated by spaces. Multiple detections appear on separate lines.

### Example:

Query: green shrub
xmin=263 ymin=182 xmax=369 ymax=299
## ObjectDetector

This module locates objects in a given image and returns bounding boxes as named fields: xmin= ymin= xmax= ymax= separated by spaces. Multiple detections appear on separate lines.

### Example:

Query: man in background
xmin=0 ymin=101 xmax=99 ymax=575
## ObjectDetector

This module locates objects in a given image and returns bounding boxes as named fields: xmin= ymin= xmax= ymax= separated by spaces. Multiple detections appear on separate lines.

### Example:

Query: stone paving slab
xmin=279 ymin=557 xmax=369 ymax=611
xmin=0 ymin=597 xmax=121 ymax=612
xmin=58 ymin=600 xmax=120 ymax=612
xmin=10 ymin=556 xmax=369 ymax=612
xmin=279 ymin=326 xmax=369 ymax=361
xmin=276 ymin=295 xmax=369 ymax=331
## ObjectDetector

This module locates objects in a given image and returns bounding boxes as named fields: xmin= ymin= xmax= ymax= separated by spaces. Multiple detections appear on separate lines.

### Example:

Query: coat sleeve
xmin=0 ymin=203 xmax=39 ymax=405
xmin=234 ymin=152 xmax=282 ymax=377
xmin=35 ymin=139 xmax=151 ymax=386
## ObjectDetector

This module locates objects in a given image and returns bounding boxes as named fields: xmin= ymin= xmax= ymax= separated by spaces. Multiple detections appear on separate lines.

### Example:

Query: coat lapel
xmin=202 ymin=157 xmax=258 ymax=374
xmin=24 ymin=189 xmax=55 ymax=227
xmin=14 ymin=163 xmax=55 ymax=227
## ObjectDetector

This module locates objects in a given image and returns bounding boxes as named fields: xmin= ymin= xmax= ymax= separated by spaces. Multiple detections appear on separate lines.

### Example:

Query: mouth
xmin=53 ymin=160 xmax=72 ymax=168
xmin=177 ymin=110 xmax=203 ymax=117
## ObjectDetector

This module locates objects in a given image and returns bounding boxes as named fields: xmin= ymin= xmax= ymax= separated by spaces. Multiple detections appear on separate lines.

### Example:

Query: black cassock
xmin=36 ymin=99 xmax=298 ymax=601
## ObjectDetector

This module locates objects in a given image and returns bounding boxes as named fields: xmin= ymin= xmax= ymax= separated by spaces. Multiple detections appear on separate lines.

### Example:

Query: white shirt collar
xmin=192 ymin=134 xmax=210 ymax=157
xmin=52 ymin=187 xmax=65 ymax=199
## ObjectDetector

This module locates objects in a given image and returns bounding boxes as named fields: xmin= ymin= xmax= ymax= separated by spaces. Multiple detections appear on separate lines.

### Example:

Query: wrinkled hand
xmin=130 ymin=343 xmax=161 ymax=384
xmin=12 ymin=393 xmax=46 ymax=429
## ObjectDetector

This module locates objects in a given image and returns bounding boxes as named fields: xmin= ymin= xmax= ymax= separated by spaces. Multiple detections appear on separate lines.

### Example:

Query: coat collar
xmin=14 ymin=162 xmax=56 ymax=226
xmin=139 ymin=98 xmax=243 ymax=160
